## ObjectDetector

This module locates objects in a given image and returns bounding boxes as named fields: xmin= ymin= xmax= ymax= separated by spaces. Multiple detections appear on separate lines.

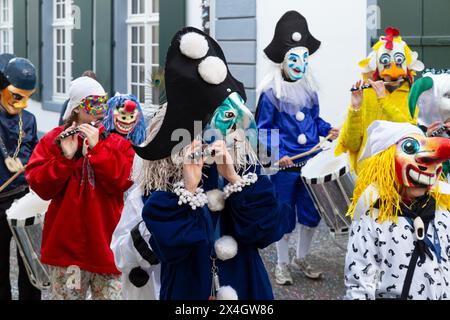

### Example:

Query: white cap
xmin=358 ymin=120 xmax=424 ymax=162
xmin=62 ymin=76 xmax=106 ymax=121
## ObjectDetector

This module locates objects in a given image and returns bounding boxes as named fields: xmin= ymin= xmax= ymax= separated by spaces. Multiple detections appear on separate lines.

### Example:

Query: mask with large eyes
xmin=394 ymin=133 xmax=450 ymax=188
xmin=282 ymin=47 xmax=309 ymax=81
xmin=113 ymin=100 xmax=140 ymax=134
xmin=209 ymin=92 xmax=257 ymax=147
xmin=1 ymin=85 xmax=35 ymax=115
xmin=376 ymin=41 xmax=408 ymax=81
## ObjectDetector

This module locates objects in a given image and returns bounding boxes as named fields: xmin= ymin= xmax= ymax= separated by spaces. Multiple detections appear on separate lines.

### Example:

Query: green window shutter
xmin=159 ymin=0 xmax=185 ymax=66
xmin=94 ymin=0 xmax=112 ymax=95
xmin=377 ymin=0 xmax=450 ymax=71
xmin=72 ymin=0 xmax=93 ymax=79
xmin=26 ymin=0 xmax=41 ymax=100
xmin=13 ymin=0 xmax=27 ymax=58
xmin=422 ymin=0 xmax=450 ymax=69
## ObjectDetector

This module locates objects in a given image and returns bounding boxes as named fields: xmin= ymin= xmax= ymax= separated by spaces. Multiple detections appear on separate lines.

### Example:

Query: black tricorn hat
xmin=133 ymin=27 xmax=246 ymax=161
xmin=264 ymin=11 xmax=321 ymax=64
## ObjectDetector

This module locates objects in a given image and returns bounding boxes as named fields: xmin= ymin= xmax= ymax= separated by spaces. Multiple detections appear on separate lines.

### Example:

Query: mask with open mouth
xmin=395 ymin=133 xmax=450 ymax=188
xmin=104 ymin=93 xmax=146 ymax=145
xmin=113 ymin=100 xmax=139 ymax=135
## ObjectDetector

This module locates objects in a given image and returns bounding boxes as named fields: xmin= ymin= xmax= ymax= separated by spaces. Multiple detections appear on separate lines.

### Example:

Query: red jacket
xmin=26 ymin=126 xmax=134 ymax=274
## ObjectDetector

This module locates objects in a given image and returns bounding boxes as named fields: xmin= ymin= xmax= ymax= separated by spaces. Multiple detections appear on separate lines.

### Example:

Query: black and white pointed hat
xmin=264 ymin=11 xmax=321 ymax=63
xmin=133 ymin=27 xmax=246 ymax=161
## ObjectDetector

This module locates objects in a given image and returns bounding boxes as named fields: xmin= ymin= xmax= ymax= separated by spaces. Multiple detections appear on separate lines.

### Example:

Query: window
xmin=0 ymin=0 xmax=13 ymax=54
xmin=53 ymin=0 xmax=73 ymax=98
xmin=127 ymin=0 xmax=159 ymax=104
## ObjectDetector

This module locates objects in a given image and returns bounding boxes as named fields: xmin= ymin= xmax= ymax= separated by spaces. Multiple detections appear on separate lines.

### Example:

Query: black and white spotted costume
xmin=345 ymin=185 xmax=450 ymax=300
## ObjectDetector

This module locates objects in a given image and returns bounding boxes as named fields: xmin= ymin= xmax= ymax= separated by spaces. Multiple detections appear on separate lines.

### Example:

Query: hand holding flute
xmin=59 ymin=121 xmax=101 ymax=159
xmin=351 ymin=79 xmax=389 ymax=111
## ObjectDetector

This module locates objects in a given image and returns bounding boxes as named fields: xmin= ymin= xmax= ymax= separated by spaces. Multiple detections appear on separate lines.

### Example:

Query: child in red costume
xmin=26 ymin=77 xmax=134 ymax=300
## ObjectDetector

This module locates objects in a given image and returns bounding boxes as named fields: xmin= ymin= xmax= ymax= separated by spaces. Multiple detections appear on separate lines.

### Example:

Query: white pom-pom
xmin=198 ymin=56 xmax=227 ymax=85
xmin=292 ymin=32 xmax=302 ymax=42
xmin=179 ymin=32 xmax=209 ymax=59
xmin=297 ymin=134 xmax=307 ymax=145
xmin=216 ymin=286 xmax=238 ymax=300
xmin=207 ymin=189 xmax=225 ymax=212
xmin=295 ymin=111 xmax=305 ymax=122
xmin=214 ymin=236 xmax=238 ymax=261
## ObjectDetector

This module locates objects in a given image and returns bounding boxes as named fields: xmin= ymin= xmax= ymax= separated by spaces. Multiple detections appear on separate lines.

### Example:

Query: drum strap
xmin=0 ymin=185 xmax=28 ymax=201
xmin=130 ymin=221 xmax=160 ymax=266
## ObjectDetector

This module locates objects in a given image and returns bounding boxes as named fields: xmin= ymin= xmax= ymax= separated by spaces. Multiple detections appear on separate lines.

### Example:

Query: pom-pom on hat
xmin=133 ymin=27 xmax=247 ymax=161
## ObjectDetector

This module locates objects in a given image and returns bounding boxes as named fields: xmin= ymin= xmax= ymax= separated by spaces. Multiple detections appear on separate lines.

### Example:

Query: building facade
xmin=4 ymin=0 xmax=450 ymax=134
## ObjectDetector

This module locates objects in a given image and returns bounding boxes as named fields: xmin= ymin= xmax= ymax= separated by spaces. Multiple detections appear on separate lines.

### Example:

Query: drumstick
xmin=274 ymin=133 xmax=334 ymax=167
xmin=289 ymin=133 xmax=334 ymax=162
xmin=0 ymin=166 xmax=27 ymax=193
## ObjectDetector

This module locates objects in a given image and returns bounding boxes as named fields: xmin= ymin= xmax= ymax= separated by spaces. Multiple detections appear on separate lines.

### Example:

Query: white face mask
xmin=282 ymin=47 xmax=309 ymax=81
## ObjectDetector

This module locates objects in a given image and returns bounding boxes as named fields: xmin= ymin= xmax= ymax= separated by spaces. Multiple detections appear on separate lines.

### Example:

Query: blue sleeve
xmin=311 ymin=102 xmax=332 ymax=137
xmin=142 ymin=191 xmax=211 ymax=264
xmin=256 ymin=92 xmax=283 ymax=158
xmin=226 ymin=175 xmax=290 ymax=249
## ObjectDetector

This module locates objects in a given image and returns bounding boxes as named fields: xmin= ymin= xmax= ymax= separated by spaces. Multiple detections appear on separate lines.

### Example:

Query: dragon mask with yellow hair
xmin=348 ymin=121 xmax=450 ymax=223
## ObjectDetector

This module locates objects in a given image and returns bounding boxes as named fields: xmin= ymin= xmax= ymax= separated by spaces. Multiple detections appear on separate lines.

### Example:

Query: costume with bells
xmin=134 ymin=27 xmax=290 ymax=300
xmin=25 ymin=77 xmax=135 ymax=300
xmin=336 ymin=27 xmax=425 ymax=174
xmin=256 ymin=11 xmax=332 ymax=283
xmin=345 ymin=120 xmax=450 ymax=300
xmin=0 ymin=53 xmax=40 ymax=300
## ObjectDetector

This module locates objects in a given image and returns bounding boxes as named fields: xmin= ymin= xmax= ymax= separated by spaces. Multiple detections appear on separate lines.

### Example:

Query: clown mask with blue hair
xmin=104 ymin=93 xmax=146 ymax=145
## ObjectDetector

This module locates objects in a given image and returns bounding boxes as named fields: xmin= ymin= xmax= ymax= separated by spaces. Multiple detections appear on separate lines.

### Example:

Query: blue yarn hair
xmin=104 ymin=94 xmax=146 ymax=145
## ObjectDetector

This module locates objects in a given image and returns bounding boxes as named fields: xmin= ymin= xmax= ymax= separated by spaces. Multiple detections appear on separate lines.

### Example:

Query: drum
xmin=6 ymin=191 xmax=51 ymax=290
xmin=301 ymin=148 xmax=355 ymax=236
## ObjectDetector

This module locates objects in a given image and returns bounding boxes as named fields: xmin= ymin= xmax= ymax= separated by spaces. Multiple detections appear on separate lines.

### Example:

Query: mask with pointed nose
xmin=395 ymin=133 xmax=450 ymax=188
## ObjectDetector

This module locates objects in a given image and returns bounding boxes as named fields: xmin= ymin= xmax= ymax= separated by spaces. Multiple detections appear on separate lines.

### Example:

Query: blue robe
xmin=256 ymin=87 xmax=331 ymax=229
xmin=0 ymin=109 xmax=38 ymax=194
xmin=142 ymin=166 xmax=290 ymax=300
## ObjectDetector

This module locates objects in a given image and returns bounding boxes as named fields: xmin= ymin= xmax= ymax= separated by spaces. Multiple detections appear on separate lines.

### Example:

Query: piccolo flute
xmin=429 ymin=125 xmax=449 ymax=137
xmin=58 ymin=120 xmax=102 ymax=140
xmin=350 ymin=79 xmax=404 ymax=92
xmin=189 ymin=146 xmax=216 ymax=160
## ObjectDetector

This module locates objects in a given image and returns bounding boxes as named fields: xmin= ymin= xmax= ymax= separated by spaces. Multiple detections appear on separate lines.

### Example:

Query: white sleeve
xmin=110 ymin=186 xmax=152 ymax=272
xmin=344 ymin=203 xmax=381 ymax=300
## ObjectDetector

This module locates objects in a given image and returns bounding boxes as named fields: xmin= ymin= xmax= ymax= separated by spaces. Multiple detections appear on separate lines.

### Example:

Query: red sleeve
xmin=86 ymin=135 xmax=134 ymax=194
xmin=25 ymin=131 xmax=77 ymax=201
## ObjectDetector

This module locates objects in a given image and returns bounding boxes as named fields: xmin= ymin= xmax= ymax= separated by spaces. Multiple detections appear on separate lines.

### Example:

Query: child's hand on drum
xmin=279 ymin=156 xmax=294 ymax=168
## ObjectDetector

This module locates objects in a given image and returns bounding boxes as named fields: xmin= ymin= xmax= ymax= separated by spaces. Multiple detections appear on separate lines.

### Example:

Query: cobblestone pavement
xmin=9 ymin=221 xmax=347 ymax=300
xmin=261 ymin=221 xmax=348 ymax=300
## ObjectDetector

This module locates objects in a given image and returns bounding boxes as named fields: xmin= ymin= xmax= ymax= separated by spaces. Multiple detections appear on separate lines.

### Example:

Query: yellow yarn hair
xmin=347 ymin=145 xmax=450 ymax=223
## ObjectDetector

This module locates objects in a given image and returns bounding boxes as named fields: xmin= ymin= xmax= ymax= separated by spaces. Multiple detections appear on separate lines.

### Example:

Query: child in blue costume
xmin=256 ymin=11 xmax=339 ymax=284
xmin=133 ymin=27 xmax=290 ymax=300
